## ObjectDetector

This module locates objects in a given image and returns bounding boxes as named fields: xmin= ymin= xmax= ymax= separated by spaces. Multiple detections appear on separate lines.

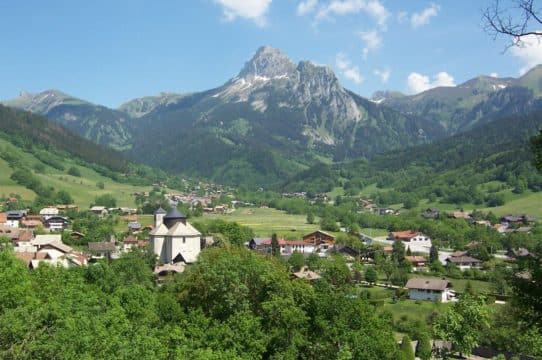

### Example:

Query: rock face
xmin=126 ymin=46 xmax=438 ymax=185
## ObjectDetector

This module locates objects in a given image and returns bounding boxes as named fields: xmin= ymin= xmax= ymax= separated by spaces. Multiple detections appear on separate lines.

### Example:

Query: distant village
xmin=0 ymin=189 xmax=537 ymax=306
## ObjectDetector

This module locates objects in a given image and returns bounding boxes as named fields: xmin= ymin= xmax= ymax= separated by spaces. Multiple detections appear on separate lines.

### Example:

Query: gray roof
xmin=164 ymin=207 xmax=186 ymax=219
xmin=446 ymin=255 xmax=482 ymax=264
xmin=88 ymin=242 xmax=116 ymax=252
xmin=406 ymin=278 xmax=450 ymax=291
xmin=154 ymin=207 xmax=167 ymax=215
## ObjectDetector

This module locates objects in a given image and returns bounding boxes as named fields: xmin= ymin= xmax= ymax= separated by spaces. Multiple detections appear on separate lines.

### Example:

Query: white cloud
xmin=374 ymin=68 xmax=390 ymax=83
xmin=397 ymin=10 xmax=408 ymax=23
xmin=489 ymin=72 xmax=498 ymax=78
xmin=315 ymin=0 xmax=390 ymax=28
xmin=297 ymin=0 xmax=318 ymax=15
xmin=510 ymin=33 xmax=542 ymax=75
xmin=215 ymin=0 xmax=272 ymax=26
xmin=411 ymin=3 xmax=440 ymax=28
xmin=407 ymin=71 xmax=455 ymax=94
xmin=359 ymin=30 xmax=382 ymax=59
xmin=336 ymin=52 xmax=364 ymax=84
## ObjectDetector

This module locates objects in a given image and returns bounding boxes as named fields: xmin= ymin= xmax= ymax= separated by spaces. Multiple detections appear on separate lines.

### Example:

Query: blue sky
xmin=0 ymin=0 xmax=540 ymax=108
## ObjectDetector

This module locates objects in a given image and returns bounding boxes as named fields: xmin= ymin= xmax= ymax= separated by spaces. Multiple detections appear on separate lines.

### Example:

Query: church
xmin=149 ymin=207 xmax=202 ymax=264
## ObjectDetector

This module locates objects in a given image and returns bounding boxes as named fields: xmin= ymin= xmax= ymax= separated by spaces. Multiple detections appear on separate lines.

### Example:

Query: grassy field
xmin=201 ymin=207 xmax=322 ymax=238
xmin=0 ymin=138 xmax=155 ymax=208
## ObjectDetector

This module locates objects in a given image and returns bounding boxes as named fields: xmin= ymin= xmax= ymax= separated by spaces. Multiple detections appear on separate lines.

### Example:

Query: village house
xmin=405 ymin=278 xmax=453 ymax=303
xmin=122 ymin=235 xmax=148 ymax=252
xmin=20 ymin=219 xmax=43 ymax=229
xmin=39 ymin=206 xmax=59 ymax=218
xmin=260 ymin=238 xmax=317 ymax=256
xmin=13 ymin=234 xmax=86 ymax=268
xmin=303 ymin=230 xmax=335 ymax=245
xmin=6 ymin=210 xmax=26 ymax=228
xmin=43 ymin=216 xmax=70 ymax=231
xmin=405 ymin=256 xmax=428 ymax=270
xmin=0 ymin=225 xmax=33 ymax=247
xmin=89 ymin=206 xmax=108 ymax=216
xmin=445 ymin=254 xmax=483 ymax=271
xmin=88 ymin=241 xmax=118 ymax=260
xmin=500 ymin=214 xmax=536 ymax=225
xmin=150 ymin=207 xmax=202 ymax=264
xmin=388 ymin=230 xmax=432 ymax=252
xmin=0 ymin=212 xmax=6 ymax=226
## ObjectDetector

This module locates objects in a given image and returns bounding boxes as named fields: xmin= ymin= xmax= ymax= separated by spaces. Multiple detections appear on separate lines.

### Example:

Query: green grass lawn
xmin=201 ymin=207 xmax=322 ymax=238
xmin=381 ymin=298 xmax=449 ymax=323
xmin=0 ymin=138 xmax=157 ymax=208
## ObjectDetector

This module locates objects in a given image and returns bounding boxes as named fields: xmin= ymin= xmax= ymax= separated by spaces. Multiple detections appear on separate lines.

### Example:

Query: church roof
xmin=154 ymin=207 xmax=167 ymax=215
xmin=150 ymin=223 xmax=169 ymax=236
xmin=167 ymin=221 xmax=202 ymax=237
xmin=164 ymin=208 xmax=186 ymax=219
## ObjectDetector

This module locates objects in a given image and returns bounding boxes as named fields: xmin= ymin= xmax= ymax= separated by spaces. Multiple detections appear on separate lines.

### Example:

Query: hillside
xmin=0 ymin=105 xmax=180 ymax=208
xmin=283 ymin=109 xmax=542 ymax=215
xmin=2 ymin=90 xmax=132 ymax=150
xmin=378 ymin=67 xmax=542 ymax=133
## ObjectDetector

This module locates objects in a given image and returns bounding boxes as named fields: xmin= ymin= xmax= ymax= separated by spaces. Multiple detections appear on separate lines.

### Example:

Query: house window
xmin=183 ymin=237 xmax=186 ymax=244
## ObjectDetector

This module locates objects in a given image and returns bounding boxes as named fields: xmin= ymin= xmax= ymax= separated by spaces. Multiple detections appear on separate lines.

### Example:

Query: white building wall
xmin=6 ymin=220 xmax=19 ymax=228
xmin=168 ymin=235 xmax=201 ymax=263
xmin=408 ymin=289 xmax=445 ymax=302
xmin=152 ymin=236 xmax=166 ymax=263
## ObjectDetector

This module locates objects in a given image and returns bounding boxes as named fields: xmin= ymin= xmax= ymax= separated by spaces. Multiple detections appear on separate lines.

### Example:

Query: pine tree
xmin=271 ymin=233 xmax=280 ymax=257
xmin=429 ymin=244 xmax=439 ymax=263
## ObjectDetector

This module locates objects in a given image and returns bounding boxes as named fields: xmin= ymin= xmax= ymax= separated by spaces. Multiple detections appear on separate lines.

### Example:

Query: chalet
xmin=388 ymin=231 xmax=432 ymax=251
xmin=501 ymin=214 xmax=536 ymax=224
xmin=6 ymin=210 xmax=26 ymax=228
xmin=445 ymin=255 xmax=482 ymax=271
xmin=260 ymin=238 xmax=317 ymax=256
xmin=89 ymin=206 xmax=108 ymax=216
xmin=88 ymin=241 xmax=117 ymax=260
xmin=0 ymin=225 xmax=33 ymax=246
xmin=303 ymin=230 xmax=335 ymax=245
xmin=39 ymin=207 xmax=59 ymax=218
xmin=247 ymin=237 xmax=268 ymax=251
xmin=405 ymin=278 xmax=452 ymax=302
xmin=20 ymin=219 xmax=43 ymax=229
xmin=122 ymin=235 xmax=148 ymax=252
xmin=506 ymin=248 xmax=534 ymax=260
xmin=405 ymin=256 xmax=427 ymax=270
xmin=43 ymin=216 xmax=70 ymax=231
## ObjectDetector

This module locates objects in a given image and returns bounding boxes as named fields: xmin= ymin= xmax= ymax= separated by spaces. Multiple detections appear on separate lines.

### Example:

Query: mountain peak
xmin=238 ymin=46 xmax=296 ymax=80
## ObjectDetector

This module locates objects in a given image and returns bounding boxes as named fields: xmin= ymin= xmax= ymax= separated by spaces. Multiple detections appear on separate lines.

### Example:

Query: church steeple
xmin=154 ymin=207 xmax=167 ymax=228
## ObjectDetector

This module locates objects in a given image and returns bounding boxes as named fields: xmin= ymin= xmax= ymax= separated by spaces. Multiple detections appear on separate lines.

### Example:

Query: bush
xmin=68 ymin=166 xmax=82 ymax=177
